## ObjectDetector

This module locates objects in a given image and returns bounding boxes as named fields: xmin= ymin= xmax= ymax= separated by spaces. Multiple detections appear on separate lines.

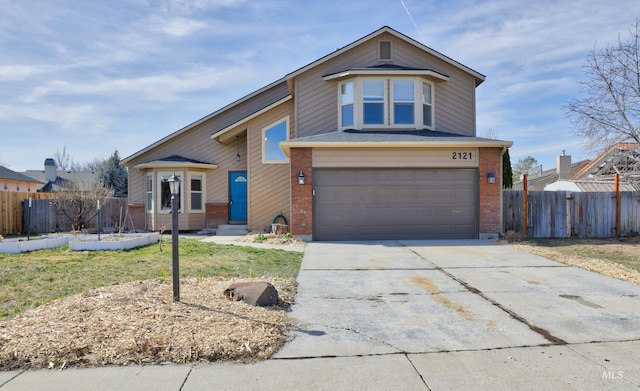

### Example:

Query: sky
xmin=1 ymin=0 xmax=639 ymax=173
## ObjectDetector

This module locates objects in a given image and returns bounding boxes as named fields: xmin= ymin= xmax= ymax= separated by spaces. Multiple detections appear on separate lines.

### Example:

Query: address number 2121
xmin=452 ymin=152 xmax=473 ymax=160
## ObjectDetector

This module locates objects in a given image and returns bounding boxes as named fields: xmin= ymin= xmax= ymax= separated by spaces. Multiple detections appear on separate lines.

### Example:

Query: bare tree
xmin=512 ymin=156 xmax=538 ymax=182
xmin=49 ymin=174 xmax=114 ymax=231
xmin=564 ymin=21 xmax=640 ymax=152
xmin=54 ymin=146 xmax=74 ymax=171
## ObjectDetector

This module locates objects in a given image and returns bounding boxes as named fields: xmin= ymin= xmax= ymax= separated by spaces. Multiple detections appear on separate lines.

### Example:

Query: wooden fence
xmin=0 ymin=191 xmax=128 ymax=235
xmin=504 ymin=190 xmax=640 ymax=238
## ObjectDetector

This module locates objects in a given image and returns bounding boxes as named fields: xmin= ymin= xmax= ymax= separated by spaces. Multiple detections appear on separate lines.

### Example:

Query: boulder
xmin=223 ymin=281 xmax=279 ymax=306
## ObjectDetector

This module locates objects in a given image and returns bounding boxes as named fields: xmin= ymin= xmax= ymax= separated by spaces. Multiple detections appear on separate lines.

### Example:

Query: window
xmin=263 ymin=117 xmax=288 ymax=163
xmin=146 ymin=174 xmax=153 ymax=212
xmin=338 ymin=78 xmax=435 ymax=130
xmin=159 ymin=172 xmax=182 ymax=212
xmin=341 ymin=81 xmax=354 ymax=127
xmin=190 ymin=174 xmax=203 ymax=211
xmin=363 ymin=80 xmax=385 ymax=125
xmin=393 ymin=80 xmax=414 ymax=125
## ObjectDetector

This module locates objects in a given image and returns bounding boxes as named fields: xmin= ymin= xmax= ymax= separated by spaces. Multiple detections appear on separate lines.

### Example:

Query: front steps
xmin=214 ymin=224 xmax=248 ymax=236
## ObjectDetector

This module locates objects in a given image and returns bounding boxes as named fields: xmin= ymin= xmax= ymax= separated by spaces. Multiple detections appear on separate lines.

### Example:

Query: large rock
xmin=223 ymin=281 xmax=279 ymax=306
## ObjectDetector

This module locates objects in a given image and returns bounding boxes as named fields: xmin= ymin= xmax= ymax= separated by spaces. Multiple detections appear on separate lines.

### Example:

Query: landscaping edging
xmin=69 ymin=233 xmax=160 ymax=251
xmin=0 ymin=236 xmax=72 ymax=254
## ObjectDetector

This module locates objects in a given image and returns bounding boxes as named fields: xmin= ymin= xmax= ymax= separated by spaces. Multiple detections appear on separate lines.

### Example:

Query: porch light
xmin=168 ymin=172 xmax=181 ymax=301
xmin=236 ymin=135 xmax=241 ymax=162
xmin=298 ymin=170 xmax=305 ymax=185
xmin=487 ymin=171 xmax=496 ymax=184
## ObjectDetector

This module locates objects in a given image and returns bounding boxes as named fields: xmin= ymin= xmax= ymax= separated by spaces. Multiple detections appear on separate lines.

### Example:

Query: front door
xmin=229 ymin=171 xmax=247 ymax=221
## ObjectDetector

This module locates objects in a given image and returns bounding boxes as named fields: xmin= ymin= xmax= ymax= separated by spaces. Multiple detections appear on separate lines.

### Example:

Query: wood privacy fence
xmin=0 ymin=191 xmax=128 ymax=235
xmin=503 ymin=190 xmax=640 ymax=238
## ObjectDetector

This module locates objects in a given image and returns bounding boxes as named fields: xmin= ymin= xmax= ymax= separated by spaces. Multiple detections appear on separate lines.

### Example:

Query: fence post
xmin=615 ymin=174 xmax=620 ymax=237
xmin=523 ymin=173 xmax=528 ymax=237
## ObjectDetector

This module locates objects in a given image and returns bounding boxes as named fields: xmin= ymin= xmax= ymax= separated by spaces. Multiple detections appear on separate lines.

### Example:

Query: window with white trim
xmin=159 ymin=172 xmax=182 ymax=212
xmin=338 ymin=77 xmax=435 ymax=130
xmin=190 ymin=174 xmax=203 ymax=211
xmin=262 ymin=117 xmax=289 ymax=163
xmin=146 ymin=174 xmax=153 ymax=212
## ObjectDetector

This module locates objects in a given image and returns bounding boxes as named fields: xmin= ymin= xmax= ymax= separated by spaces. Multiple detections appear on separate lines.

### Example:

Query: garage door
xmin=314 ymin=168 xmax=477 ymax=241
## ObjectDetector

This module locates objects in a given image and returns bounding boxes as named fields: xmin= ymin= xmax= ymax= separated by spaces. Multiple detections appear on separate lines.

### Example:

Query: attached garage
xmin=313 ymin=168 xmax=478 ymax=241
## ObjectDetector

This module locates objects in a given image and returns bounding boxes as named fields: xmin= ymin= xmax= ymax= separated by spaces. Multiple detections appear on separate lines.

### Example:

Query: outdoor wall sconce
xmin=487 ymin=171 xmax=496 ymax=184
xmin=167 ymin=172 xmax=181 ymax=301
xmin=298 ymin=170 xmax=305 ymax=185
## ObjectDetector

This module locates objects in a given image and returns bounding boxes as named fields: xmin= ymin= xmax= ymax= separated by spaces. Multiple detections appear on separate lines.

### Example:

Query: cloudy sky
xmin=1 ymin=0 xmax=639 ymax=173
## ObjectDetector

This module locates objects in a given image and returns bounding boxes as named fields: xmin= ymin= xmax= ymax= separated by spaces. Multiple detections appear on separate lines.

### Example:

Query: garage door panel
xmin=314 ymin=168 xmax=477 ymax=241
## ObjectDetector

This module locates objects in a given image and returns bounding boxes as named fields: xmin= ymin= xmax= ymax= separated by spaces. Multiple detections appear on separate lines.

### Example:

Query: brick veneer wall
xmin=478 ymin=147 xmax=503 ymax=236
xmin=206 ymin=203 xmax=229 ymax=228
xmin=127 ymin=203 xmax=145 ymax=232
xmin=290 ymin=148 xmax=313 ymax=236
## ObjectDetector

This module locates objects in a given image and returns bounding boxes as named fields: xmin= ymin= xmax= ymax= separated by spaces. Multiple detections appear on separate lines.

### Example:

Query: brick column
xmin=478 ymin=147 xmax=502 ymax=239
xmin=206 ymin=203 xmax=229 ymax=228
xmin=127 ymin=203 xmax=145 ymax=232
xmin=290 ymin=148 xmax=313 ymax=238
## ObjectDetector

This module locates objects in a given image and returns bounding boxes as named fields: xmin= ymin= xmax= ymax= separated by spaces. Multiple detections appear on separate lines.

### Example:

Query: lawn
xmin=0 ymin=237 xmax=303 ymax=319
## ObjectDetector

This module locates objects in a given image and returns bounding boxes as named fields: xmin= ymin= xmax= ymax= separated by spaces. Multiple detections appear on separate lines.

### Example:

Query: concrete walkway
xmin=2 ymin=240 xmax=640 ymax=390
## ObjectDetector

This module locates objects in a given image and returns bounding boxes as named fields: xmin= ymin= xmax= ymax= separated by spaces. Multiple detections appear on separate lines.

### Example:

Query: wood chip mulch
xmin=0 ymin=277 xmax=295 ymax=370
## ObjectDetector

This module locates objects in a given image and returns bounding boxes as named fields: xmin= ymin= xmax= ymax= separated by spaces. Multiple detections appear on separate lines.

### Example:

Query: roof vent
xmin=379 ymin=40 xmax=392 ymax=62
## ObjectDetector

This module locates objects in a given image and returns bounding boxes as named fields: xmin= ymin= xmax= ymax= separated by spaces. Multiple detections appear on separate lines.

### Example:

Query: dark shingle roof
xmin=0 ymin=166 xmax=42 ymax=183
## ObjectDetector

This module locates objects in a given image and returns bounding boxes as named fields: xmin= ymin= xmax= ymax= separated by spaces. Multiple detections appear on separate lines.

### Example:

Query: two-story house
xmin=121 ymin=26 xmax=512 ymax=241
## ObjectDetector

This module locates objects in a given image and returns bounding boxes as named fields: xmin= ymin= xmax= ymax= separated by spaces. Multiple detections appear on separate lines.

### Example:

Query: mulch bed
xmin=0 ymin=277 xmax=295 ymax=370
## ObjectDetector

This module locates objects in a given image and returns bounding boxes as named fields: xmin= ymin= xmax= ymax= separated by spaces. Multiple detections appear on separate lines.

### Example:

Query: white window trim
xmin=158 ymin=171 xmax=184 ymax=213
xmin=146 ymin=173 xmax=153 ymax=212
xmin=262 ymin=116 xmax=290 ymax=164
xmin=338 ymin=77 xmax=435 ymax=131
xmin=188 ymin=172 xmax=205 ymax=212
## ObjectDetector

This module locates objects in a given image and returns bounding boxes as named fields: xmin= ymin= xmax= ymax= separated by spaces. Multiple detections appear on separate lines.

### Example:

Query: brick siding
xmin=478 ymin=147 xmax=503 ymax=235
xmin=206 ymin=203 xmax=229 ymax=228
xmin=289 ymin=148 xmax=313 ymax=236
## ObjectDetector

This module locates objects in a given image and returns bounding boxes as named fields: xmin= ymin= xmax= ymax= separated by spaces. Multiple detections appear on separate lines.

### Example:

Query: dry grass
xmin=505 ymin=236 xmax=640 ymax=285
xmin=0 ymin=277 xmax=295 ymax=370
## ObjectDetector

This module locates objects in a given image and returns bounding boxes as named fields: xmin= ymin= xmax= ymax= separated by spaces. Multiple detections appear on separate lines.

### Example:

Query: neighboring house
xmin=512 ymin=153 xmax=590 ymax=191
xmin=0 ymin=165 xmax=42 ymax=192
xmin=544 ymin=143 xmax=640 ymax=192
xmin=121 ymin=26 xmax=512 ymax=241
xmin=23 ymin=158 xmax=97 ymax=192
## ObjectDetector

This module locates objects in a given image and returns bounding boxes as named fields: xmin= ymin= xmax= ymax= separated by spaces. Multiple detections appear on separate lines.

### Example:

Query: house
xmin=511 ymin=153 xmax=590 ymax=191
xmin=543 ymin=144 xmax=640 ymax=192
xmin=22 ymin=158 xmax=97 ymax=192
xmin=121 ymin=26 xmax=513 ymax=241
xmin=0 ymin=165 xmax=42 ymax=192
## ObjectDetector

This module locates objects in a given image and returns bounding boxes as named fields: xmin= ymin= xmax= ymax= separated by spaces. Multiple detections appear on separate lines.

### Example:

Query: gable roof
xmin=0 ymin=166 xmax=42 ymax=184
xmin=122 ymin=26 xmax=487 ymax=165
xmin=285 ymin=26 xmax=485 ymax=86
xmin=573 ymin=142 xmax=640 ymax=181
xmin=133 ymin=155 xmax=218 ymax=170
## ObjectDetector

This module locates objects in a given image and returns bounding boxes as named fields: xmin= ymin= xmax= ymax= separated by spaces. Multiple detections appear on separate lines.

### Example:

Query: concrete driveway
xmin=271 ymin=240 xmax=640 ymax=390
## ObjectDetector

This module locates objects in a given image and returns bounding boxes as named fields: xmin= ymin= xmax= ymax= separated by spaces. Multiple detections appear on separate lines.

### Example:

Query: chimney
xmin=556 ymin=151 xmax=571 ymax=180
xmin=44 ymin=158 xmax=57 ymax=182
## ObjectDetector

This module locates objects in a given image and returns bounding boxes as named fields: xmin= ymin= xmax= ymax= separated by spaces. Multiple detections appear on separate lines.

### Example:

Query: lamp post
xmin=168 ymin=173 xmax=181 ymax=301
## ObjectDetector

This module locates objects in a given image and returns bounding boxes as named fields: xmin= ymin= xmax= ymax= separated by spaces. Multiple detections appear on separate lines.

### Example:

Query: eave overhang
xmin=323 ymin=68 xmax=449 ymax=82
xmin=133 ymin=155 xmax=218 ymax=170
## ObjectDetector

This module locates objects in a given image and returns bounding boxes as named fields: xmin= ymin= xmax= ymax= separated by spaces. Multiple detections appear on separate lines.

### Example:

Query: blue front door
xmin=229 ymin=171 xmax=247 ymax=221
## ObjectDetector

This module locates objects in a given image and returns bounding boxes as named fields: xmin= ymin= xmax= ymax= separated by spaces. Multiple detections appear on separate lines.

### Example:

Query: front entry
xmin=229 ymin=171 xmax=248 ymax=222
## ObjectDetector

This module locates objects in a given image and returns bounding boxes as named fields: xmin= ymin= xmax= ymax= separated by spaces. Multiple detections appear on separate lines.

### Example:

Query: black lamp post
xmin=168 ymin=173 xmax=181 ymax=301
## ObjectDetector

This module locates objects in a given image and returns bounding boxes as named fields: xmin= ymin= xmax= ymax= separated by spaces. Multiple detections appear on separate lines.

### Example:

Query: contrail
xmin=399 ymin=0 xmax=425 ymax=42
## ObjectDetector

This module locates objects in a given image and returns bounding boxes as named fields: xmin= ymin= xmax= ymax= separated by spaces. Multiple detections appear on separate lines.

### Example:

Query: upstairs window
xmin=262 ymin=117 xmax=289 ymax=163
xmin=341 ymin=81 xmax=354 ymax=127
xmin=363 ymin=80 xmax=385 ymax=125
xmin=338 ymin=77 xmax=434 ymax=130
